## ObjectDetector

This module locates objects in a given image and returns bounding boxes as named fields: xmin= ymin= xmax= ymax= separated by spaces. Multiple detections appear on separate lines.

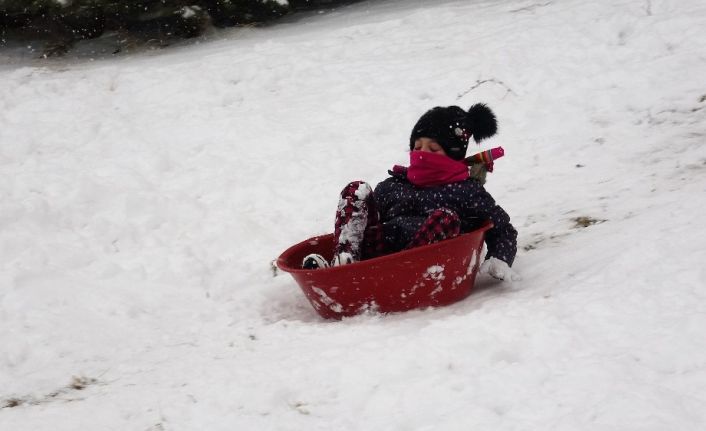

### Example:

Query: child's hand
xmin=480 ymin=257 xmax=521 ymax=282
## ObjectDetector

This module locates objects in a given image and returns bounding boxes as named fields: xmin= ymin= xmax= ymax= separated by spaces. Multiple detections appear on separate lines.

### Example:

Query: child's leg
xmin=333 ymin=181 xmax=384 ymax=264
xmin=405 ymin=208 xmax=461 ymax=249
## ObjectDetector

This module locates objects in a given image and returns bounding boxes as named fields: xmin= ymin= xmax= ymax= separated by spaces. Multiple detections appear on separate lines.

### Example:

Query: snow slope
xmin=2 ymin=0 xmax=706 ymax=429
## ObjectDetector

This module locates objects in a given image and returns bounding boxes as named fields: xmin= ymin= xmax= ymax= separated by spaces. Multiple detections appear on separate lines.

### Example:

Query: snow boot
xmin=302 ymin=253 xmax=330 ymax=270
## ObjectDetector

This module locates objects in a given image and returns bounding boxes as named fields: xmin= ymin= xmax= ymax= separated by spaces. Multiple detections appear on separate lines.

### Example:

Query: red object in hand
xmin=490 ymin=147 xmax=504 ymax=159
xmin=277 ymin=221 xmax=493 ymax=319
xmin=465 ymin=146 xmax=504 ymax=172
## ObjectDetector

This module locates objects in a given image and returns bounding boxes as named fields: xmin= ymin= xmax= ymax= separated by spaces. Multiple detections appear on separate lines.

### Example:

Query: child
xmin=304 ymin=103 xmax=519 ymax=281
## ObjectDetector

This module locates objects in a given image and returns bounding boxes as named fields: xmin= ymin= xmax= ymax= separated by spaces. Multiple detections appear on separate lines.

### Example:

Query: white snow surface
xmin=2 ymin=0 xmax=706 ymax=429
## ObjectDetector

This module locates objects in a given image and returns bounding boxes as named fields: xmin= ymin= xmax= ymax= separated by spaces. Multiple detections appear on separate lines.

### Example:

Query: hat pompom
xmin=466 ymin=103 xmax=497 ymax=143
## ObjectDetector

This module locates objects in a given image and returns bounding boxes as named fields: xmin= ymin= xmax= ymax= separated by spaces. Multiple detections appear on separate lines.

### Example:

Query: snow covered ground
xmin=2 ymin=0 xmax=706 ymax=429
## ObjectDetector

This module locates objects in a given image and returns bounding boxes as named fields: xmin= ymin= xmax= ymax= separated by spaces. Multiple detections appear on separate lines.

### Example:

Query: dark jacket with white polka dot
xmin=374 ymin=170 xmax=517 ymax=266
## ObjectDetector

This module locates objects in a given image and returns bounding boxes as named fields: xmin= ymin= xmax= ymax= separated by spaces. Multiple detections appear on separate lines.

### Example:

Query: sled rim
xmin=277 ymin=219 xmax=493 ymax=274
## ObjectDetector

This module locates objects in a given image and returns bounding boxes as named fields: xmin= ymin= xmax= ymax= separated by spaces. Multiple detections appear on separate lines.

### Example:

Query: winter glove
xmin=467 ymin=162 xmax=488 ymax=184
xmin=480 ymin=257 xmax=521 ymax=282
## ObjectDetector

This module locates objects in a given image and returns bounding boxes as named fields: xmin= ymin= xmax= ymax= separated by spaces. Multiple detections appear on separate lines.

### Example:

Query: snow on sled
xmin=277 ymin=220 xmax=493 ymax=319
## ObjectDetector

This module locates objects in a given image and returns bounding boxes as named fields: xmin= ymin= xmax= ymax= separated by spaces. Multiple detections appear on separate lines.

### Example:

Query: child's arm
xmin=482 ymin=201 xmax=517 ymax=267
xmin=460 ymin=183 xmax=517 ymax=267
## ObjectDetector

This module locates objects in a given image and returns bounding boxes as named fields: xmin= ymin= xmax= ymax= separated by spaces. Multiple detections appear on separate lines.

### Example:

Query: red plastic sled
xmin=277 ymin=220 xmax=493 ymax=319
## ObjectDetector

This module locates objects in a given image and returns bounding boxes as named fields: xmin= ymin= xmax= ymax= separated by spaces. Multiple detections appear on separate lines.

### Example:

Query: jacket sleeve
xmin=462 ymin=183 xmax=518 ymax=266
xmin=374 ymin=177 xmax=426 ymax=252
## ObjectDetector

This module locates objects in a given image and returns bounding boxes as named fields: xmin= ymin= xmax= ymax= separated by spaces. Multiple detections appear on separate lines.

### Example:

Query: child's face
xmin=413 ymin=137 xmax=447 ymax=156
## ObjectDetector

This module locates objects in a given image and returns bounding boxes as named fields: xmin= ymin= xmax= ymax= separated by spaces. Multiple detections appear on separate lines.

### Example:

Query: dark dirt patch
xmin=572 ymin=216 xmax=607 ymax=228
xmin=1 ymin=375 xmax=99 ymax=410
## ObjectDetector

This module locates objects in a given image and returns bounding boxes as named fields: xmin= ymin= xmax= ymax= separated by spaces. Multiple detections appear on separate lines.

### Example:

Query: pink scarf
xmin=393 ymin=151 xmax=470 ymax=187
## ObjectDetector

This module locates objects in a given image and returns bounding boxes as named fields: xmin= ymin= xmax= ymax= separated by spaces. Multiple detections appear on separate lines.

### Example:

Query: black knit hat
xmin=409 ymin=103 xmax=498 ymax=160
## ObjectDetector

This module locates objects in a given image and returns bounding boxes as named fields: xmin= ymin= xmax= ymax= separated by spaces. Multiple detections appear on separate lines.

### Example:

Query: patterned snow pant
xmin=333 ymin=181 xmax=461 ymax=262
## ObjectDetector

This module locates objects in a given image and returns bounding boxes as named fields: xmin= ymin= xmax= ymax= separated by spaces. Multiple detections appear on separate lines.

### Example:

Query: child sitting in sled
xmin=303 ymin=103 xmax=519 ymax=281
